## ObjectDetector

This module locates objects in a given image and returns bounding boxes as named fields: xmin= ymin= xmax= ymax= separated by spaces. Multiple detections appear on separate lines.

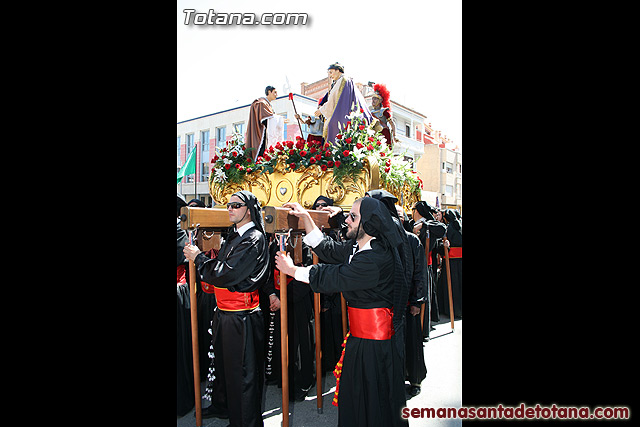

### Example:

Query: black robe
xmin=414 ymin=219 xmax=446 ymax=326
xmin=436 ymin=223 xmax=462 ymax=318
xmin=194 ymin=225 xmax=269 ymax=427
xmin=308 ymin=236 xmax=408 ymax=427
xmin=176 ymin=222 xmax=195 ymax=416
xmin=264 ymin=239 xmax=316 ymax=397
xmin=404 ymin=232 xmax=427 ymax=386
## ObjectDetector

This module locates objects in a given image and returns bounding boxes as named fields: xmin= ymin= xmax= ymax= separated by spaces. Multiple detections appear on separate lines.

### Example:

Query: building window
xmin=200 ymin=163 xmax=209 ymax=183
xmin=216 ymin=126 xmax=226 ymax=149
xmin=443 ymin=162 xmax=453 ymax=174
xmin=200 ymin=130 xmax=209 ymax=153
xmin=185 ymin=134 xmax=194 ymax=183
xmin=445 ymin=185 xmax=453 ymax=196
xmin=280 ymin=113 xmax=288 ymax=140
xmin=233 ymin=122 xmax=245 ymax=136
xmin=186 ymin=133 xmax=194 ymax=154
xmin=405 ymin=124 xmax=411 ymax=138
xmin=177 ymin=136 xmax=181 ymax=166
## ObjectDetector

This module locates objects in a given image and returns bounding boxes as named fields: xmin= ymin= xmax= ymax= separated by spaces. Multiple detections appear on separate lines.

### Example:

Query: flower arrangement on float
xmin=209 ymin=132 xmax=255 ymax=186
xmin=208 ymin=105 xmax=422 ymax=205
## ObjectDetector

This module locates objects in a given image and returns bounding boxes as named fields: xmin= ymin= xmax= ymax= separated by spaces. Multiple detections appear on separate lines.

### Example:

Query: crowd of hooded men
xmin=176 ymin=190 xmax=462 ymax=427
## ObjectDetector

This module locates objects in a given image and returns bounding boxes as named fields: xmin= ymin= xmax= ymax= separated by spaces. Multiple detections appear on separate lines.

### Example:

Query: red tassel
xmin=288 ymin=92 xmax=293 ymax=100
xmin=332 ymin=331 xmax=350 ymax=407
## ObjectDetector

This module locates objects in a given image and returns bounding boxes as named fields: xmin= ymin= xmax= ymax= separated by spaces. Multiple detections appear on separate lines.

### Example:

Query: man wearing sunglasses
xmin=183 ymin=190 xmax=269 ymax=426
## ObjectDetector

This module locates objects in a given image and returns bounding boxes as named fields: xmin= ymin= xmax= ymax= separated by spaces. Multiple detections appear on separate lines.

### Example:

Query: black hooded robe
xmin=177 ymin=221 xmax=195 ymax=416
xmin=404 ymin=232 xmax=428 ymax=387
xmin=305 ymin=198 xmax=409 ymax=427
xmin=436 ymin=213 xmax=462 ymax=319
xmin=194 ymin=192 xmax=269 ymax=427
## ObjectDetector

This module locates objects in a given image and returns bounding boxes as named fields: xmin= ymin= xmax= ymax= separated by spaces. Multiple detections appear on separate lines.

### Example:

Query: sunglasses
xmin=315 ymin=203 xmax=328 ymax=208
xmin=226 ymin=202 xmax=247 ymax=209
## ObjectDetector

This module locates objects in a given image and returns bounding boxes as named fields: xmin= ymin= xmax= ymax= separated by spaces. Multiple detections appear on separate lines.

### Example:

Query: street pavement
xmin=177 ymin=315 xmax=461 ymax=427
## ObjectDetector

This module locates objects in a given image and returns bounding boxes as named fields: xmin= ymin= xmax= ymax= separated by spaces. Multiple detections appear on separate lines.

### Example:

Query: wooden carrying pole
xmin=278 ymin=234 xmax=290 ymax=427
xmin=312 ymin=253 xmax=323 ymax=413
xmin=420 ymin=233 xmax=430 ymax=331
xmin=188 ymin=231 xmax=202 ymax=427
xmin=443 ymin=237 xmax=455 ymax=330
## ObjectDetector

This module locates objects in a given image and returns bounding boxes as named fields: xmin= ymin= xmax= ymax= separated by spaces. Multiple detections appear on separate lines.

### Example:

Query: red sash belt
xmin=214 ymin=286 xmax=260 ymax=311
xmin=273 ymin=269 xmax=293 ymax=291
xmin=448 ymin=247 xmax=462 ymax=258
xmin=201 ymin=281 xmax=215 ymax=294
xmin=427 ymin=250 xmax=432 ymax=266
xmin=177 ymin=265 xmax=186 ymax=286
xmin=347 ymin=306 xmax=394 ymax=340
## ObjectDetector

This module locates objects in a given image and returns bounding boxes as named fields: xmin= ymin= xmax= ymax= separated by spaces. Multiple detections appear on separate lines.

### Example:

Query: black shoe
xmin=200 ymin=404 xmax=230 ymax=419
xmin=406 ymin=385 xmax=421 ymax=398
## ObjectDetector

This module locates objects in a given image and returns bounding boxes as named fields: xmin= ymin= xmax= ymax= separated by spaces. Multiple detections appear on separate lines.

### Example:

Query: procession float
xmin=208 ymin=107 xmax=423 ymax=213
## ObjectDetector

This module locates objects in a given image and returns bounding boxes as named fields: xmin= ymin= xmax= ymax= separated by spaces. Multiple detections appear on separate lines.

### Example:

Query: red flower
xmin=345 ymin=137 xmax=352 ymax=144
xmin=386 ymin=159 xmax=391 ymax=166
xmin=334 ymin=160 xmax=341 ymax=168
xmin=268 ymin=146 xmax=275 ymax=153
xmin=299 ymin=150 xmax=307 ymax=157
xmin=296 ymin=141 xmax=304 ymax=149
xmin=224 ymin=164 xmax=231 ymax=170
xmin=235 ymin=163 xmax=241 ymax=169
xmin=289 ymin=149 xmax=296 ymax=156
xmin=360 ymin=108 xmax=364 ymax=113
xmin=263 ymin=153 xmax=271 ymax=161
xmin=256 ymin=156 xmax=264 ymax=163
xmin=290 ymin=163 xmax=296 ymax=170
xmin=246 ymin=168 xmax=252 ymax=173
xmin=336 ymin=134 xmax=343 ymax=140
xmin=309 ymin=157 xmax=316 ymax=164
xmin=384 ymin=167 xmax=390 ymax=173
xmin=358 ymin=125 xmax=365 ymax=130
xmin=321 ymin=164 xmax=327 ymax=171
xmin=315 ymin=154 xmax=322 ymax=161
xmin=346 ymin=121 xmax=351 ymax=128
xmin=275 ymin=142 xmax=283 ymax=151
xmin=324 ymin=150 xmax=332 ymax=157
xmin=286 ymin=140 xmax=294 ymax=148
xmin=231 ymin=151 xmax=238 ymax=157
xmin=327 ymin=160 xmax=334 ymax=167
xmin=355 ymin=142 xmax=364 ymax=149
xmin=342 ymin=150 xmax=350 ymax=157
xmin=368 ymin=136 xmax=375 ymax=142
xmin=309 ymin=147 xmax=317 ymax=154
xmin=380 ymin=152 xmax=386 ymax=157
xmin=367 ymin=144 xmax=374 ymax=151
xmin=323 ymin=142 xmax=330 ymax=151
xmin=212 ymin=155 xmax=219 ymax=162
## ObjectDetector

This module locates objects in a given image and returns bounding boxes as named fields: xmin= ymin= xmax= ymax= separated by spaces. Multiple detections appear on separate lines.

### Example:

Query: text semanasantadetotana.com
xmin=402 ymin=403 xmax=630 ymax=420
